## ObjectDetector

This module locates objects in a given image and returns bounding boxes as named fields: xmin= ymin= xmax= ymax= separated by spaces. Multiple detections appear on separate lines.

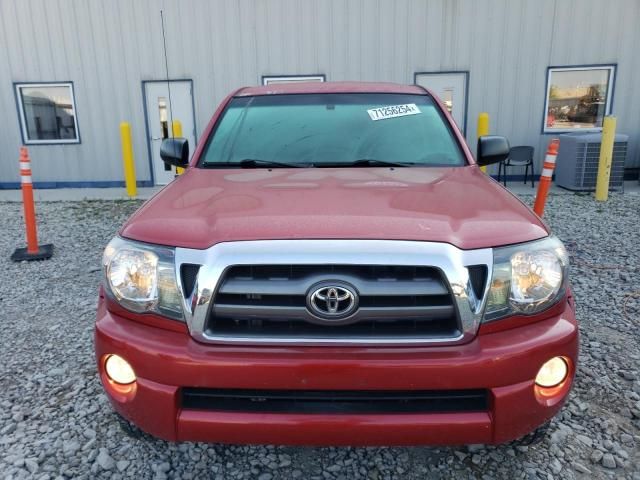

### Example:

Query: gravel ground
xmin=0 ymin=192 xmax=639 ymax=480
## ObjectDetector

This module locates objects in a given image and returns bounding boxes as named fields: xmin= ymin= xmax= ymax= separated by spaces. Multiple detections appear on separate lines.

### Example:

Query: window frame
xmin=261 ymin=74 xmax=326 ymax=86
xmin=14 ymin=81 xmax=81 ymax=145
xmin=542 ymin=65 xmax=616 ymax=134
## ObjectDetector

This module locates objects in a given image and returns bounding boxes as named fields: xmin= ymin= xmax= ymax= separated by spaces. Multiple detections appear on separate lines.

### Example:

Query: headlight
xmin=484 ymin=236 xmax=568 ymax=321
xmin=108 ymin=248 xmax=158 ymax=304
xmin=102 ymin=237 xmax=184 ymax=320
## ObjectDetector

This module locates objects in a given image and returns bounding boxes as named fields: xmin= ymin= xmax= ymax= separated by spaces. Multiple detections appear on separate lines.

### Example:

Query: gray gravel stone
xmin=62 ymin=440 xmax=80 ymax=455
xmin=572 ymin=461 xmax=592 ymax=474
xmin=620 ymin=433 xmax=633 ymax=444
xmin=591 ymin=449 xmax=604 ymax=464
xmin=1 ymin=424 xmax=17 ymax=436
xmin=549 ymin=458 xmax=562 ymax=474
xmin=576 ymin=434 xmax=593 ymax=447
xmin=96 ymin=449 xmax=115 ymax=470
xmin=601 ymin=453 xmax=617 ymax=469
xmin=453 ymin=450 xmax=468 ymax=461
xmin=24 ymin=458 xmax=39 ymax=474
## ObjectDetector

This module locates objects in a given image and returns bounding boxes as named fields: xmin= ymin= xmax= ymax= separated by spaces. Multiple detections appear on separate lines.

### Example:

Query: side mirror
xmin=160 ymin=138 xmax=189 ymax=168
xmin=477 ymin=136 xmax=510 ymax=166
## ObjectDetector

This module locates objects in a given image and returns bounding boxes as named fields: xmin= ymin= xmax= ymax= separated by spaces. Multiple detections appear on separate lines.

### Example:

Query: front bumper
xmin=95 ymin=297 xmax=578 ymax=446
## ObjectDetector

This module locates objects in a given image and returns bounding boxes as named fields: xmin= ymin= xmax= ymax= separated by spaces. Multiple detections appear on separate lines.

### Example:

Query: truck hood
xmin=120 ymin=166 xmax=548 ymax=250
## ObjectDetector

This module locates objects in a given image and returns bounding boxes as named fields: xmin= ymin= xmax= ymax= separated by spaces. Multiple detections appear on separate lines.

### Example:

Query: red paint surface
xmin=121 ymin=166 xmax=547 ymax=250
xmin=178 ymin=411 xmax=492 ymax=446
xmin=95 ymin=297 xmax=578 ymax=445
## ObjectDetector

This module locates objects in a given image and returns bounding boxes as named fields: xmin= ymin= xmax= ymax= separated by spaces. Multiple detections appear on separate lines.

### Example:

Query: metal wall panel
xmin=1 ymin=0 xmax=638 ymax=186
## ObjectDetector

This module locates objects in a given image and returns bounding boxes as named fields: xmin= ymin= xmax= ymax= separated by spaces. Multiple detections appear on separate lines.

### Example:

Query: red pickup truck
xmin=95 ymin=82 xmax=577 ymax=446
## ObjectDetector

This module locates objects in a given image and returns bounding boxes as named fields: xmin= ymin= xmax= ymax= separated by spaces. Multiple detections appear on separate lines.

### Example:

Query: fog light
xmin=535 ymin=356 xmax=568 ymax=388
xmin=104 ymin=354 xmax=136 ymax=385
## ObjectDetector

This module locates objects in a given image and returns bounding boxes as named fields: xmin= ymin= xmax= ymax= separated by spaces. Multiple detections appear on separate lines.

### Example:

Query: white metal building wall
xmin=0 ymin=0 xmax=639 ymax=186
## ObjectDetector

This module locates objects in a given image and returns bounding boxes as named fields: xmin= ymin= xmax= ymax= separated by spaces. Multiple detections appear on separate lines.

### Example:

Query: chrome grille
xmin=174 ymin=239 xmax=493 ymax=346
xmin=207 ymin=265 xmax=461 ymax=340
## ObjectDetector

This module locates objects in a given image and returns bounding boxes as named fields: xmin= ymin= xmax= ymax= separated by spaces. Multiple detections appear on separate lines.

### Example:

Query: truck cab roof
xmin=236 ymin=81 xmax=429 ymax=97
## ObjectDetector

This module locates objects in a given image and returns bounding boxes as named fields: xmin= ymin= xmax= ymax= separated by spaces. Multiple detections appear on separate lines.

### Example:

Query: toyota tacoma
xmin=95 ymin=81 xmax=577 ymax=446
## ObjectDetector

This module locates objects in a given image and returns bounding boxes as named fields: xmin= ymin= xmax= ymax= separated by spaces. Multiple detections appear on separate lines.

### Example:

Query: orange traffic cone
xmin=11 ymin=147 xmax=53 ymax=261
xmin=533 ymin=139 xmax=560 ymax=217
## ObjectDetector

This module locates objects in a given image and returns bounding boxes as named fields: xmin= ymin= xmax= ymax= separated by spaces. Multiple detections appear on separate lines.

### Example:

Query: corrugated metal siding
xmin=0 ymin=0 xmax=638 ymax=185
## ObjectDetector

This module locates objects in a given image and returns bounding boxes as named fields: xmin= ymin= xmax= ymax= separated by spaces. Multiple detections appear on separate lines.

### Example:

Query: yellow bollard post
xmin=172 ymin=120 xmax=185 ymax=175
xmin=595 ymin=116 xmax=617 ymax=202
xmin=119 ymin=122 xmax=137 ymax=198
xmin=477 ymin=113 xmax=490 ymax=173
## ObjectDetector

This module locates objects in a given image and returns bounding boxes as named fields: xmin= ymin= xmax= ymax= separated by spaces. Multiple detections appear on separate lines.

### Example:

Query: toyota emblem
xmin=306 ymin=282 xmax=359 ymax=320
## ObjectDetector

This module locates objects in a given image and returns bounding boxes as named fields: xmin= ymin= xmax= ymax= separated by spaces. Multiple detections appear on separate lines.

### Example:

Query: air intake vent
xmin=467 ymin=265 xmax=488 ymax=300
xmin=181 ymin=388 xmax=489 ymax=414
xmin=180 ymin=264 xmax=200 ymax=298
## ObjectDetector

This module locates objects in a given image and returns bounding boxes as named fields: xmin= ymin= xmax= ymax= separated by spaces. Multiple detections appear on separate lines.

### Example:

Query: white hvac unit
xmin=554 ymin=132 xmax=628 ymax=191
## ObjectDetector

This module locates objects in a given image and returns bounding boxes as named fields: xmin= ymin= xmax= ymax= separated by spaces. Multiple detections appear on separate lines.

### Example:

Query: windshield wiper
xmin=204 ymin=159 xmax=308 ymax=169
xmin=204 ymin=158 xmax=417 ymax=169
xmin=238 ymin=159 xmax=308 ymax=168
xmin=317 ymin=159 xmax=413 ymax=168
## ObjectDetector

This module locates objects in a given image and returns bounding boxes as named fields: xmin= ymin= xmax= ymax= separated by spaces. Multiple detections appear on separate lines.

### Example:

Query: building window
xmin=414 ymin=71 xmax=469 ymax=134
xmin=262 ymin=75 xmax=325 ymax=85
xmin=543 ymin=66 xmax=615 ymax=133
xmin=15 ymin=82 xmax=79 ymax=144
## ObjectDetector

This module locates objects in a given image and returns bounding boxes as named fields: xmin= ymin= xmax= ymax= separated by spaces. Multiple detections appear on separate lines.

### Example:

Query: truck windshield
xmin=200 ymin=93 xmax=466 ymax=168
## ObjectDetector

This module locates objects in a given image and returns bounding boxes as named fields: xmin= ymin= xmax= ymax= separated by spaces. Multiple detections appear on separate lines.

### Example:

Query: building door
xmin=143 ymin=80 xmax=196 ymax=185
xmin=414 ymin=72 xmax=468 ymax=134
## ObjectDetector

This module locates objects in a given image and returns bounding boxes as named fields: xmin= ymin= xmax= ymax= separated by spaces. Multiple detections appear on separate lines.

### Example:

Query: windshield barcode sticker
xmin=367 ymin=104 xmax=421 ymax=121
